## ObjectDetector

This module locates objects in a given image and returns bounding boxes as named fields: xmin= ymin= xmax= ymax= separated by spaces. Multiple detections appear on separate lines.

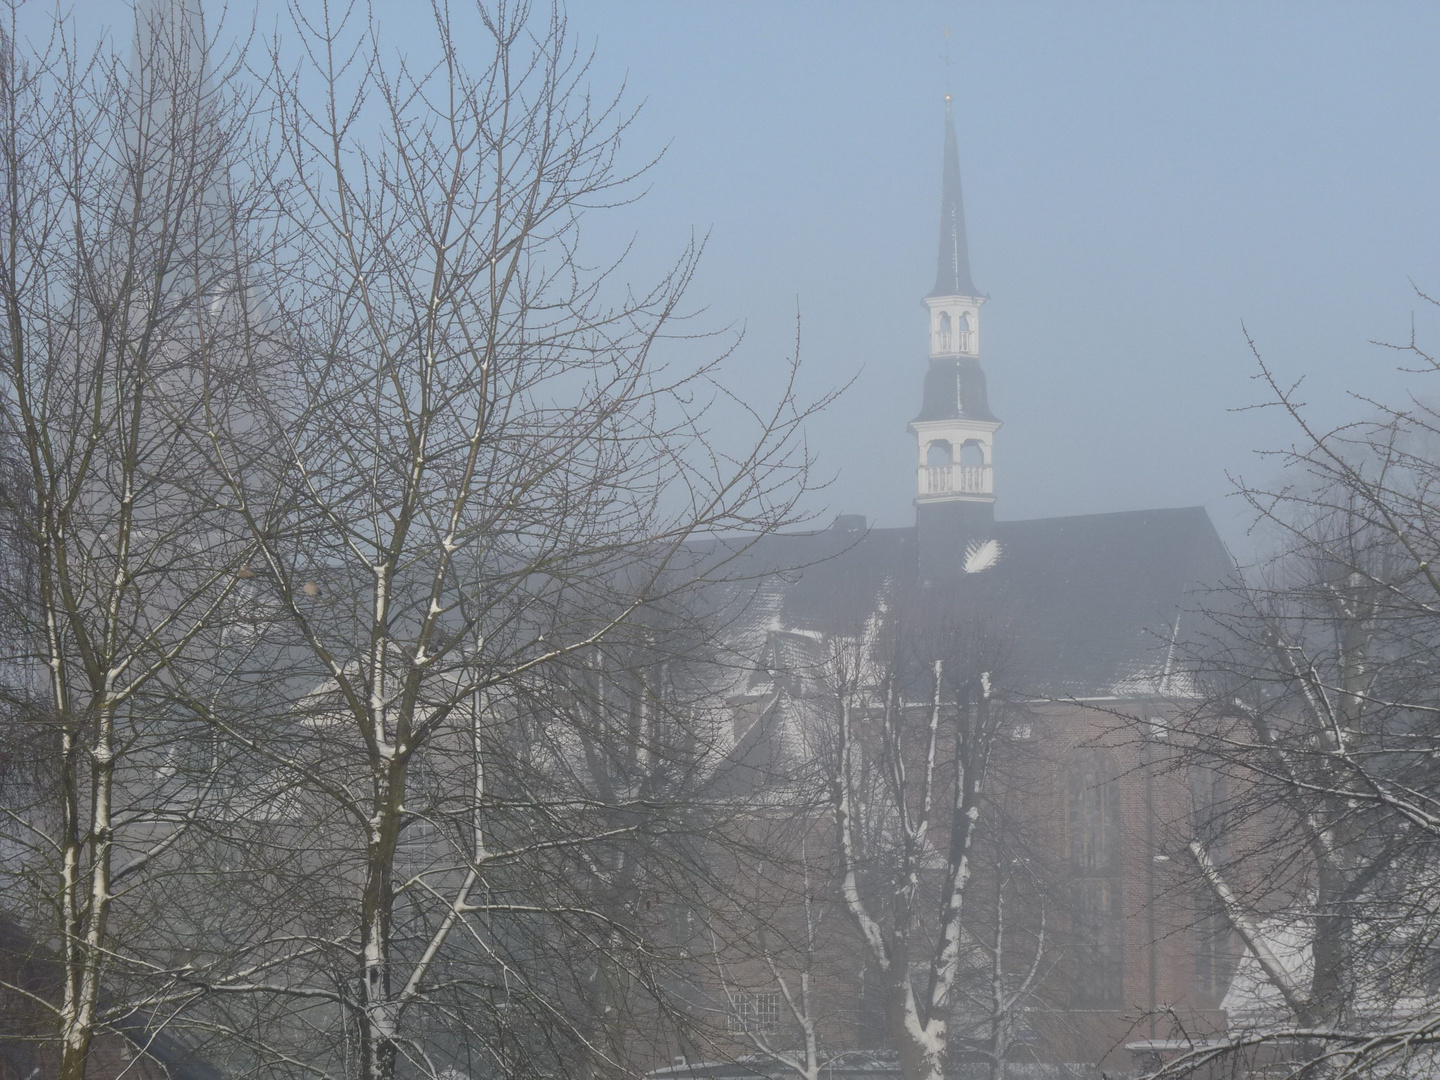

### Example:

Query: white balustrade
xmin=932 ymin=329 xmax=976 ymax=356
xmin=918 ymin=464 xmax=991 ymax=497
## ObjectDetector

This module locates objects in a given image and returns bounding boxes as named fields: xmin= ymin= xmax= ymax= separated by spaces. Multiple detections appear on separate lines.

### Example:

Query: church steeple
xmin=930 ymin=96 xmax=979 ymax=300
xmin=920 ymin=98 xmax=984 ymax=364
xmin=910 ymin=97 xmax=998 ymax=578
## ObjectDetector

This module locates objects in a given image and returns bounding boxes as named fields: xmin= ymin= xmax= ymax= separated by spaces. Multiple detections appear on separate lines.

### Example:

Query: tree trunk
xmin=1311 ymin=862 xmax=1352 ymax=1028
xmin=360 ymin=765 xmax=404 ymax=1080
xmin=888 ymin=975 xmax=946 ymax=1080
xmin=58 ymin=715 xmax=115 ymax=1080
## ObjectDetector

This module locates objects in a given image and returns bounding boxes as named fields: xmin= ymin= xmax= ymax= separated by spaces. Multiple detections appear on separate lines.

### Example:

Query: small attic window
xmin=926 ymin=440 xmax=952 ymax=468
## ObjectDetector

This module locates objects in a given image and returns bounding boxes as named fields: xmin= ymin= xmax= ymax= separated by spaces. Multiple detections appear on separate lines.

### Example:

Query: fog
xmin=10 ymin=5 xmax=1440 ymax=1078
xmin=48 ymin=1 xmax=1440 ymax=558
xmin=547 ymin=2 xmax=1440 ymax=562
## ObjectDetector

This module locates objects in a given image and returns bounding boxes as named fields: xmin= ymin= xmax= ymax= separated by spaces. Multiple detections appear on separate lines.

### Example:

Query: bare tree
xmin=708 ymin=813 xmax=840 ymax=1080
xmin=1146 ymin=325 xmax=1440 ymax=1079
xmin=0 ymin=3 xmax=269 ymax=1076
xmin=947 ymin=803 xmax=1051 ymax=1080
xmin=165 ymin=2 xmax=827 ymax=1077
xmin=0 ymin=3 xmax=827 ymax=1076
xmin=826 ymin=599 xmax=1008 ymax=1080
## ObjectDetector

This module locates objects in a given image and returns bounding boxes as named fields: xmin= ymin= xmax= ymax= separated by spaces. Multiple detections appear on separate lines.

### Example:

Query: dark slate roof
xmin=982 ymin=507 xmax=1235 ymax=696
xmin=912 ymin=356 xmax=997 ymax=423
xmin=699 ymin=506 xmax=1234 ymax=700
xmin=928 ymin=102 xmax=980 ymax=299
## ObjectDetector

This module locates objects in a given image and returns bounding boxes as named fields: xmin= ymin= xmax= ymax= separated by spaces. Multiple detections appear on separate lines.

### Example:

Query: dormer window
xmin=956 ymin=312 xmax=973 ymax=354
xmin=937 ymin=312 xmax=952 ymax=353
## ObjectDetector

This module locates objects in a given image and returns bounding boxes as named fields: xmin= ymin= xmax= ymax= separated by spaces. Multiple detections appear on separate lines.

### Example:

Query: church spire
xmin=929 ymin=95 xmax=979 ymax=300
xmin=911 ymin=96 xmax=997 ymax=578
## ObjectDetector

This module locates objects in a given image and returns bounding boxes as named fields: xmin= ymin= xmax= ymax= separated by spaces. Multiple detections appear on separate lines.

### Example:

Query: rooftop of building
xmin=694 ymin=505 xmax=1235 ymax=702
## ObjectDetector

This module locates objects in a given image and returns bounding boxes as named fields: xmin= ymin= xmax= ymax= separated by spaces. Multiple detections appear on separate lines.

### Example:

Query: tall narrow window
xmin=957 ymin=311 xmax=973 ymax=353
xmin=1191 ymin=765 xmax=1235 ymax=1001
xmin=1066 ymin=749 xmax=1123 ymax=1006
xmin=937 ymin=311 xmax=953 ymax=353
xmin=1193 ymin=890 xmax=1234 ymax=1002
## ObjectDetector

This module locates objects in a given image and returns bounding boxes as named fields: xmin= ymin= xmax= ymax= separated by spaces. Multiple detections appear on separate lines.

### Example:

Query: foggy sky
xmin=552 ymin=1 xmax=1440 ymax=564
xmin=63 ymin=1 xmax=1440 ymax=561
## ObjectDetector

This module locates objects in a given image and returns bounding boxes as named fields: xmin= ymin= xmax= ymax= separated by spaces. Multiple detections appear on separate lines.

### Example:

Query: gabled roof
xmin=696 ymin=506 xmax=1234 ymax=701
xmin=980 ymin=506 xmax=1235 ymax=697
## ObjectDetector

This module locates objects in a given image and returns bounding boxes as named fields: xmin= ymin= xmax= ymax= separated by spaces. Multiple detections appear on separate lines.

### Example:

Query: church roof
xmin=697 ymin=506 xmax=1234 ymax=701
xmin=913 ymin=356 xmax=998 ymax=423
xmin=696 ymin=104 xmax=1231 ymax=713
xmin=929 ymin=100 xmax=980 ymax=299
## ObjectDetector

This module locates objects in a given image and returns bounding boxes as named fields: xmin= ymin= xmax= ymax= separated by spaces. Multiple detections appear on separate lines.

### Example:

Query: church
xmin=655 ymin=98 xmax=1239 ymax=1079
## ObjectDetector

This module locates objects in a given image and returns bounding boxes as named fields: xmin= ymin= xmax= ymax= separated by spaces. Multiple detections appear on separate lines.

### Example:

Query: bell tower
xmin=911 ymin=96 xmax=999 ymax=578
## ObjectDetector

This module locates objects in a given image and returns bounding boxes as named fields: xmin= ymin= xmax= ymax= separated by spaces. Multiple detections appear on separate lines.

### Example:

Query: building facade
xmin=661 ymin=100 xmax=1238 ymax=1078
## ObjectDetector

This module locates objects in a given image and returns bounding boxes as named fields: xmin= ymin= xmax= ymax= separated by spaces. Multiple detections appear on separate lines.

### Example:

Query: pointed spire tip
xmin=929 ymin=97 xmax=978 ymax=300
